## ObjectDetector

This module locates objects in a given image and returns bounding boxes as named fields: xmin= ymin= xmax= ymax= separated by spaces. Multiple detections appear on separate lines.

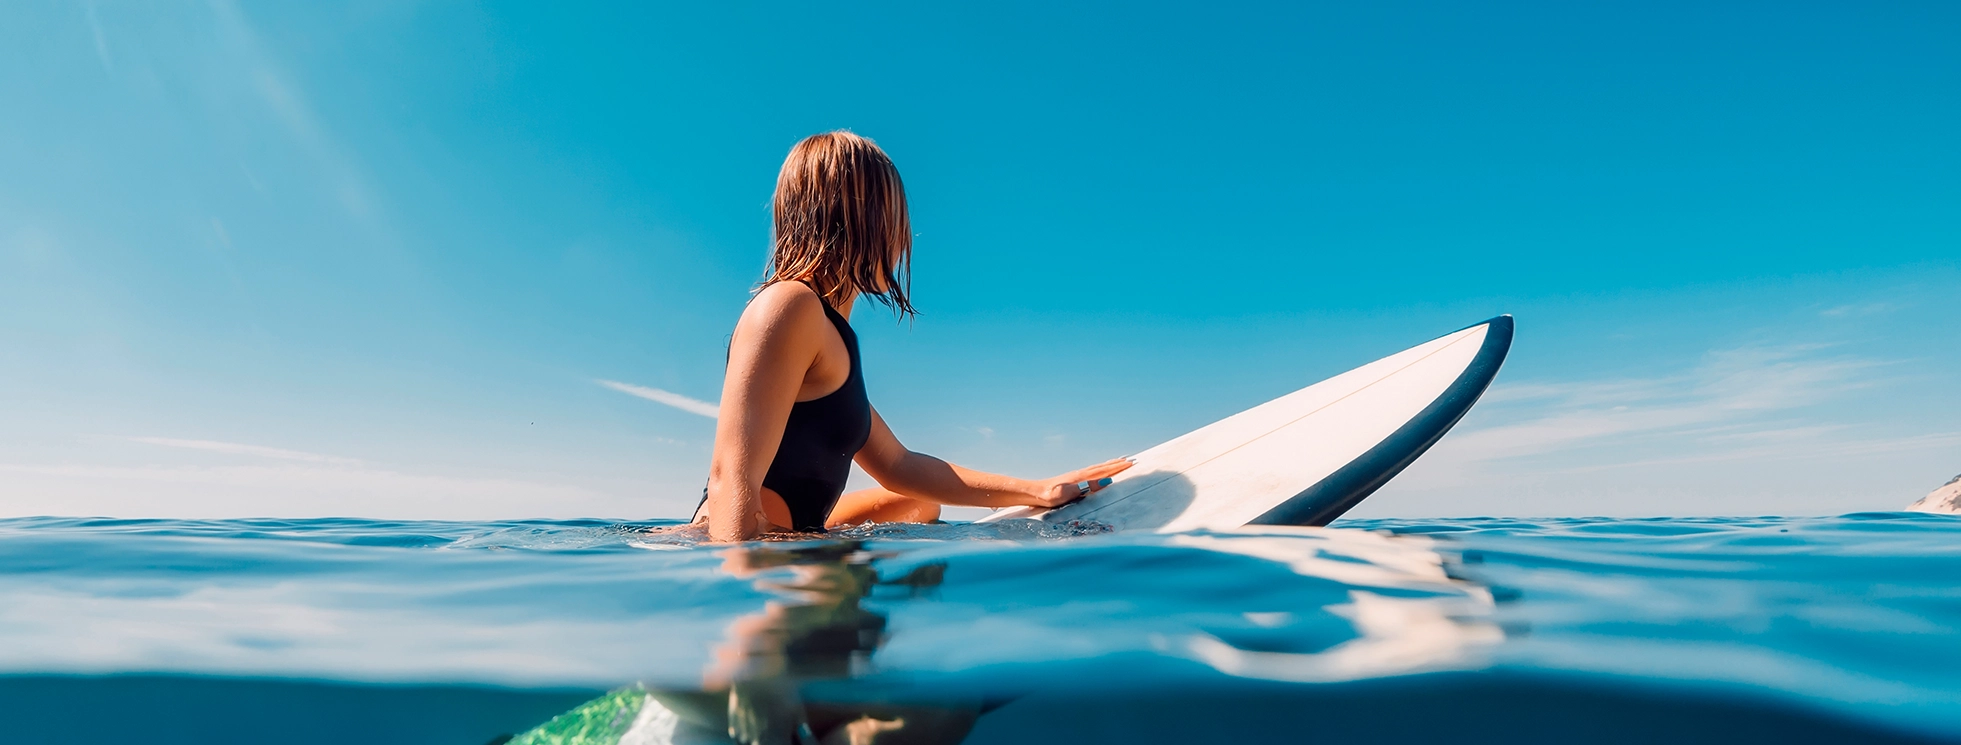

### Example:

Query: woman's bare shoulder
xmin=735 ymin=281 xmax=827 ymax=340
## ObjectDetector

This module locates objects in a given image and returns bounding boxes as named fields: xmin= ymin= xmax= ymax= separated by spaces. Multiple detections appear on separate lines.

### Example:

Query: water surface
xmin=1 ymin=514 xmax=1956 ymax=744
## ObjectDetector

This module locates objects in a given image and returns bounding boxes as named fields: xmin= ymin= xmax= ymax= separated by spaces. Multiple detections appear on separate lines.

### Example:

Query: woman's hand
xmin=1024 ymin=458 xmax=1136 ymax=509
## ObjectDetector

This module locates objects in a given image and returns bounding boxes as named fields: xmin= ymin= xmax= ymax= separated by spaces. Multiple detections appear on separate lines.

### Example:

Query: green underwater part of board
xmin=502 ymin=687 xmax=649 ymax=745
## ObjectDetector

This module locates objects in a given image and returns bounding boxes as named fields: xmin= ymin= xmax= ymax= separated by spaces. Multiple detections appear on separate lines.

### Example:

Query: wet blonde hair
xmin=763 ymin=130 xmax=915 ymax=317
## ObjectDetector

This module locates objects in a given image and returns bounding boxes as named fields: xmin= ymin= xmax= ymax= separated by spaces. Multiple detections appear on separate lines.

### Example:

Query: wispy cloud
xmin=0 ymin=461 xmax=627 ymax=520
xmin=1544 ymin=431 xmax=1961 ymax=476
xmin=1819 ymin=302 xmax=1895 ymax=318
xmin=1432 ymin=345 xmax=1891 ymax=469
xmin=1380 ymin=341 xmax=1961 ymax=499
xmin=598 ymin=380 xmax=719 ymax=419
xmin=82 ymin=0 xmax=113 ymax=73
xmin=208 ymin=0 xmax=376 ymax=225
xmin=123 ymin=436 xmax=362 ymax=465
xmin=1370 ymin=342 xmax=1960 ymax=517
xmin=0 ymin=435 xmax=669 ymax=519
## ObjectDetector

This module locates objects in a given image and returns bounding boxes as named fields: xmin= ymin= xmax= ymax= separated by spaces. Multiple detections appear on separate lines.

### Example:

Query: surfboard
xmin=979 ymin=316 xmax=1513 ymax=531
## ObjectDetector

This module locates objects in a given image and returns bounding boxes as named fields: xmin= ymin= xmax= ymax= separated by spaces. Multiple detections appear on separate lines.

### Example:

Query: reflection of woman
xmin=693 ymin=131 xmax=1130 ymax=542
xmin=704 ymin=543 xmax=888 ymax=686
xmin=681 ymin=544 xmax=973 ymax=745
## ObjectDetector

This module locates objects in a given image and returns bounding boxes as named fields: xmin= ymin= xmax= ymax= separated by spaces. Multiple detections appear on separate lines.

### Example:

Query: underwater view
xmin=3 ymin=513 xmax=1958 ymax=744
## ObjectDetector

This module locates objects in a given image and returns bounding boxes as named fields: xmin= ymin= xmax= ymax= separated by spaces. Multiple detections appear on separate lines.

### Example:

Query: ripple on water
xmin=0 ymin=514 xmax=1955 ymax=744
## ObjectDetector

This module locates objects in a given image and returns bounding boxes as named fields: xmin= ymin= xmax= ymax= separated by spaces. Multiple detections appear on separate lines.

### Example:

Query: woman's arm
xmin=703 ymin=286 xmax=831 ymax=542
xmin=855 ymin=408 xmax=1133 ymax=509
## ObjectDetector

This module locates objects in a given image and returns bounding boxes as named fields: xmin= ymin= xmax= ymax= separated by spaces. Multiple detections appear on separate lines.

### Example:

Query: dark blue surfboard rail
xmin=1250 ymin=315 xmax=1515 ymax=527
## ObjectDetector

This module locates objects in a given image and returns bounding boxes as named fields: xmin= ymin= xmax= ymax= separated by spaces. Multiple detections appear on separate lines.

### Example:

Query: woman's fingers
xmin=1030 ymin=459 xmax=1138 ymax=508
xmin=1070 ymin=458 xmax=1136 ymax=489
xmin=1093 ymin=458 xmax=1135 ymax=480
xmin=1046 ymin=458 xmax=1136 ymax=505
xmin=1065 ymin=460 xmax=1125 ymax=482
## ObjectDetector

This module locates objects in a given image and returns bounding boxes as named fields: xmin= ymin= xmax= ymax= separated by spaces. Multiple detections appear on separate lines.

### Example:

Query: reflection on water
xmin=514 ymin=529 xmax=1503 ymax=745
xmin=3 ymin=515 xmax=1960 ymax=744
xmin=513 ymin=541 xmax=974 ymax=744
xmin=1162 ymin=531 xmax=1502 ymax=683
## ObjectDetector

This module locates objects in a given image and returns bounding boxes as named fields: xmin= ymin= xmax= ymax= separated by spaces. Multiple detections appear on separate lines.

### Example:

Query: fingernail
xmin=1097 ymin=478 xmax=1113 ymax=487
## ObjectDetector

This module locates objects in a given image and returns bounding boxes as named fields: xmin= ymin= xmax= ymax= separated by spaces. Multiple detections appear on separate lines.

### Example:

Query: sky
xmin=1 ymin=1 xmax=1955 ymax=521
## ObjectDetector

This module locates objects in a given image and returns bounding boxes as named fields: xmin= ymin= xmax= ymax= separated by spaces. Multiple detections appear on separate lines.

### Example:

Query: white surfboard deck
xmin=979 ymin=316 xmax=1513 ymax=532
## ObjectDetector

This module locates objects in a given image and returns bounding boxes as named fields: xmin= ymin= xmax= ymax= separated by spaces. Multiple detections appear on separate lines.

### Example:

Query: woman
xmin=694 ymin=131 xmax=1131 ymax=542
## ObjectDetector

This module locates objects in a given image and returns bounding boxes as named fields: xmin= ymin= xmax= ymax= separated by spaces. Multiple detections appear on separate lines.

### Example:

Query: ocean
xmin=1 ymin=513 xmax=1956 ymax=744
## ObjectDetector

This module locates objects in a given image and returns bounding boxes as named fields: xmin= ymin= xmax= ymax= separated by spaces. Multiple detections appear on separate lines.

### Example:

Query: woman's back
xmin=758 ymin=285 xmax=871 ymax=530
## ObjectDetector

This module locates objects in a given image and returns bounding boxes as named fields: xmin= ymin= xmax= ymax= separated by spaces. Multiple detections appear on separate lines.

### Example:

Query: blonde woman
xmin=693 ymin=131 xmax=1130 ymax=542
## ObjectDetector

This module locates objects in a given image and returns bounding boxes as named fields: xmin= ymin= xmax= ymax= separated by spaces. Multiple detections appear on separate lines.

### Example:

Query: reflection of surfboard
xmin=982 ymin=316 xmax=1514 ymax=532
xmin=507 ymin=687 xmax=740 ymax=745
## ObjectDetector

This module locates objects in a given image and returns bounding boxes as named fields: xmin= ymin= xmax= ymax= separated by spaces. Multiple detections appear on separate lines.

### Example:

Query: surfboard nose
xmin=1482 ymin=314 xmax=1514 ymax=347
xmin=1442 ymin=315 xmax=1512 ymax=352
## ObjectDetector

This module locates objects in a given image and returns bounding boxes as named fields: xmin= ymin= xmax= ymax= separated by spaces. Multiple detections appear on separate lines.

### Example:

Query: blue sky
xmin=1 ymin=1 xmax=1955 ymax=520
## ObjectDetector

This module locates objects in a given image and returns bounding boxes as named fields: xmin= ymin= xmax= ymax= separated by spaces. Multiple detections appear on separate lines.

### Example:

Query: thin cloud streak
xmin=1435 ymin=345 xmax=1887 ymax=467
xmin=1819 ymin=302 xmax=1895 ymax=318
xmin=1387 ymin=344 xmax=1930 ymax=496
xmin=123 ymin=436 xmax=362 ymax=465
xmin=1542 ymin=431 xmax=1961 ymax=477
xmin=598 ymin=380 xmax=719 ymax=419
xmin=1355 ymin=339 xmax=1959 ymax=516
xmin=83 ymin=0 xmax=113 ymax=73
xmin=208 ymin=0 xmax=377 ymax=225
xmin=0 ymin=461 xmax=626 ymax=520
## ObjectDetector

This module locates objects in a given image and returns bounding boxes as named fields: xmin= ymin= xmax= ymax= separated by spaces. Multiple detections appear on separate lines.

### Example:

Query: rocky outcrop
xmin=1907 ymin=474 xmax=1961 ymax=514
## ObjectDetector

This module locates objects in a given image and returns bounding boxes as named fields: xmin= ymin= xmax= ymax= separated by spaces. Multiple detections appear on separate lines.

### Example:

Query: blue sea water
xmin=1 ymin=514 xmax=1958 ymax=744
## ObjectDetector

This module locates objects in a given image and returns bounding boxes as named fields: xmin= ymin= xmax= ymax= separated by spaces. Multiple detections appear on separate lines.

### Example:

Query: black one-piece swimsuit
xmin=701 ymin=294 xmax=872 ymax=532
